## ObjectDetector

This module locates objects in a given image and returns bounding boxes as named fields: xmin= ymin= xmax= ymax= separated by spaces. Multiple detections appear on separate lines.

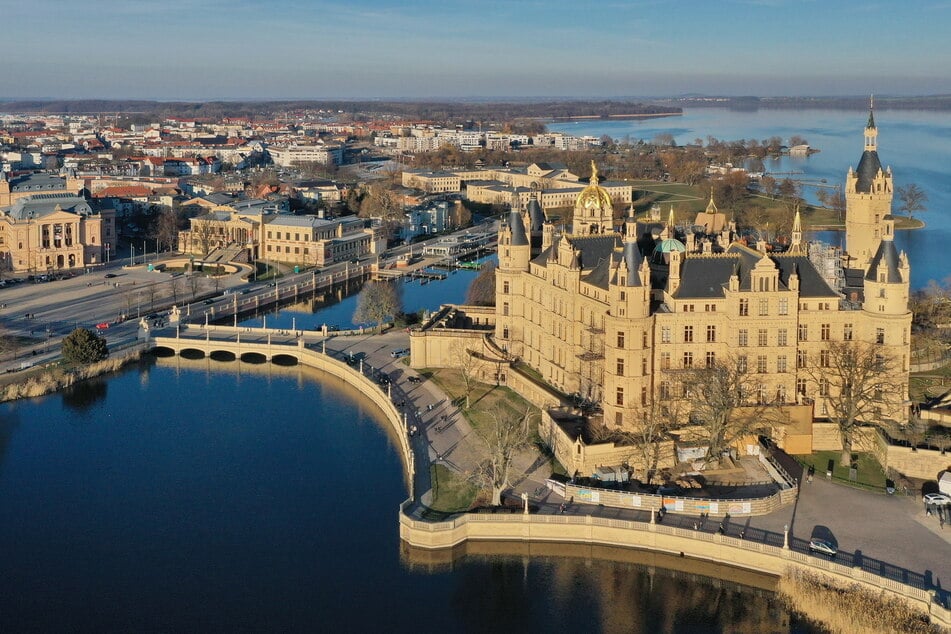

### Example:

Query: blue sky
xmin=4 ymin=0 xmax=950 ymax=100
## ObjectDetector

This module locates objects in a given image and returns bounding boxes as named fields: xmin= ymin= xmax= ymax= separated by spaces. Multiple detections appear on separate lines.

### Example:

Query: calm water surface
xmin=0 ymin=361 xmax=817 ymax=632
xmin=551 ymin=108 xmax=951 ymax=288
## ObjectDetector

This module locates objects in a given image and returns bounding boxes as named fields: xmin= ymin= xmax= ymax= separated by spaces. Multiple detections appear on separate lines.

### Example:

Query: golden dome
xmin=575 ymin=161 xmax=613 ymax=213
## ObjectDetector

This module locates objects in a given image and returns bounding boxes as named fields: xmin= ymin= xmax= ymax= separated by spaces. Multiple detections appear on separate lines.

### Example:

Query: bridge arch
xmin=180 ymin=348 xmax=206 ymax=360
xmin=271 ymin=354 xmax=299 ymax=367
xmin=209 ymin=350 xmax=237 ymax=362
xmin=240 ymin=351 xmax=267 ymax=364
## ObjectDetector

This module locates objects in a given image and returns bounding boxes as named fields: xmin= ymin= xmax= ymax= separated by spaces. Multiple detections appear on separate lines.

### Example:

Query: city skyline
xmin=4 ymin=0 xmax=951 ymax=100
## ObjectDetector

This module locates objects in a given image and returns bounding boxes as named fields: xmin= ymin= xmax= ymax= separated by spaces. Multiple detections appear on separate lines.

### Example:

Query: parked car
xmin=391 ymin=348 xmax=409 ymax=359
xmin=808 ymin=538 xmax=838 ymax=557
xmin=407 ymin=376 xmax=423 ymax=384
xmin=923 ymin=493 xmax=951 ymax=506
xmin=104 ymin=273 xmax=117 ymax=279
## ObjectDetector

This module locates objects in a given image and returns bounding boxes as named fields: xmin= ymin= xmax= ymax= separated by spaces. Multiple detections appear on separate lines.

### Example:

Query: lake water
xmin=0 ymin=360 xmax=816 ymax=632
xmin=551 ymin=108 xmax=951 ymax=288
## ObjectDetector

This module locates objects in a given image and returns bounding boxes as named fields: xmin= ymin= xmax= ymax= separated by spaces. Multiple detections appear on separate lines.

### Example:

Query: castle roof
xmin=855 ymin=149 xmax=884 ymax=194
xmin=865 ymin=238 xmax=903 ymax=283
xmin=507 ymin=207 xmax=528 ymax=246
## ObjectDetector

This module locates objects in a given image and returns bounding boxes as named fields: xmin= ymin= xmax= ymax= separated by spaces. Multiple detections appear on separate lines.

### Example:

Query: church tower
xmin=845 ymin=98 xmax=893 ymax=272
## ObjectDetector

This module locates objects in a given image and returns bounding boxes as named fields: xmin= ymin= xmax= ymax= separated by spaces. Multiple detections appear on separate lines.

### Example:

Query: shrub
xmin=62 ymin=328 xmax=109 ymax=365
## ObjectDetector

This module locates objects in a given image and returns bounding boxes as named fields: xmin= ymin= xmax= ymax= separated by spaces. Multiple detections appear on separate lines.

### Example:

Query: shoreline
xmin=545 ymin=111 xmax=682 ymax=121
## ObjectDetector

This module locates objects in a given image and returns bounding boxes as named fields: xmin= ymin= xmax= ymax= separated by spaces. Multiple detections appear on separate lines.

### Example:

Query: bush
xmin=61 ymin=328 xmax=109 ymax=365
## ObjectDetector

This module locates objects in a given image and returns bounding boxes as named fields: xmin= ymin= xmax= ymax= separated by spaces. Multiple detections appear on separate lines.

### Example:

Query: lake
xmin=551 ymin=108 xmax=951 ymax=288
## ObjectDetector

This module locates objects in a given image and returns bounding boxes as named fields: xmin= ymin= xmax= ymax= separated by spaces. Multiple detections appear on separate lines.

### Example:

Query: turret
xmin=845 ymin=97 xmax=893 ymax=271
xmin=788 ymin=206 xmax=805 ymax=254
xmin=498 ymin=190 xmax=530 ymax=272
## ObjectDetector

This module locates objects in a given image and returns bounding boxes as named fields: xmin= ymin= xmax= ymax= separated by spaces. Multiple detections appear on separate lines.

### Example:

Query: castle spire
xmin=789 ymin=205 xmax=805 ymax=254
xmin=589 ymin=160 xmax=599 ymax=186
xmin=865 ymin=95 xmax=878 ymax=151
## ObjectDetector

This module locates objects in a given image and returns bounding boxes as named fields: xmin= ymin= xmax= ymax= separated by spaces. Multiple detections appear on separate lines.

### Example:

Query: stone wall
xmin=399 ymin=503 xmax=950 ymax=629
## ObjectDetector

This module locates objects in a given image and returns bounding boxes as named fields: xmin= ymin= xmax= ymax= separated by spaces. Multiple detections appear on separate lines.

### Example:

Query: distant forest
xmin=660 ymin=95 xmax=951 ymax=111
xmin=0 ymin=99 xmax=679 ymax=122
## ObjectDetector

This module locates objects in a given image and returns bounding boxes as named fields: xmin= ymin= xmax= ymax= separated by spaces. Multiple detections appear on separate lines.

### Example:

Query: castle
xmin=412 ymin=108 xmax=911 ymax=459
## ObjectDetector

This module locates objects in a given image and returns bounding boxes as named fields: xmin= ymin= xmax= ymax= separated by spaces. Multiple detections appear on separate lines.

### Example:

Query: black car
xmin=104 ymin=273 xmax=117 ymax=279
xmin=407 ymin=376 xmax=423 ymax=384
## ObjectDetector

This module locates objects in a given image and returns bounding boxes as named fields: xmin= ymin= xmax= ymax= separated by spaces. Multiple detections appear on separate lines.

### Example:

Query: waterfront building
xmin=414 ymin=110 xmax=911 ymax=462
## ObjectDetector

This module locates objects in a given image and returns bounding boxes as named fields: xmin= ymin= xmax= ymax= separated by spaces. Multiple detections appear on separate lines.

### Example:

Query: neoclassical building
xmin=414 ymin=110 xmax=911 ymax=448
xmin=0 ymin=194 xmax=116 ymax=273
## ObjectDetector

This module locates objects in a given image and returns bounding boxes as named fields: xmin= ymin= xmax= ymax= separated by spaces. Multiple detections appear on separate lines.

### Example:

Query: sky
xmin=3 ymin=0 xmax=951 ymax=101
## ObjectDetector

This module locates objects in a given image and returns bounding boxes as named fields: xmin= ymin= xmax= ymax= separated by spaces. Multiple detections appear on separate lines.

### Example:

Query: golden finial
xmin=590 ymin=160 xmax=598 ymax=185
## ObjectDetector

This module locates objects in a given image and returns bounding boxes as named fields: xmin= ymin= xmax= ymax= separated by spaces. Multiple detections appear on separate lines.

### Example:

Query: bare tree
xmin=187 ymin=275 xmax=202 ymax=301
xmin=465 ymin=262 xmax=497 ymax=306
xmin=675 ymin=355 xmax=789 ymax=466
xmin=591 ymin=398 xmax=679 ymax=484
xmin=451 ymin=340 xmax=480 ymax=409
xmin=801 ymin=341 xmax=900 ymax=466
xmin=145 ymin=283 xmax=159 ymax=311
xmin=152 ymin=206 xmax=182 ymax=253
xmin=469 ymin=404 xmax=534 ymax=506
xmin=170 ymin=276 xmax=184 ymax=305
xmin=190 ymin=218 xmax=216 ymax=257
xmin=352 ymin=280 xmax=402 ymax=331
xmin=896 ymin=183 xmax=928 ymax=220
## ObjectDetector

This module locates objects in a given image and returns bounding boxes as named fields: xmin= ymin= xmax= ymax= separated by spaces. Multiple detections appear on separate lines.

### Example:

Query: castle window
xmin=844 ymin=323 xmax=853 ymax=340
xmin=777 ymin=355 xmax=787 ymax=373
xmin=502 ymin=302 xmax=509 ymax=316
xmin=798 ymin=324 xmax=808 ymax=341
xmin=502 ymin=327 xmax=509 ymax=339
xmin=797 ymin=350 xmax=807 ymax=368
xmin=615 ymin=412 xmax=623 ymax=427
xmin=616 ymin=387 xmax=624 ymax=406
xmin=660 ymin=381 xmax=671 ymax=400
xmin=706 ymin=351 xmax=716 ymax=368
xmin=738 ymin=329 xmax=748 ymax=347
xmin=820 ymin=350 xmax=830 ymax=367
xmin=778 ymin=298 xmax=788 ymax=315
xmin=503 ymin=281 xmax=509 ymax=294
xmin=797 ymin=378 xmax=807 ymax=395
xmin=707 ymin=325 xmax=716 ymax=343
xmin=778 ymin=328 xmax=788 ymax=346
xmin=759 ymin=299 xmax=769 ymax=316
xmin=739 ymin=299 xmax=749 ymax=316
xmin=683 ymin=325 xmax=693 ymax=343
xmin=683 ymin=352 xmax=693 ymax=368
xmin=819 ymin=378 xmax=829 ymax=397
xmin=777 ymin=385 xmax=787 ymax=402
xmin=660 ymin=352 xmax=671 ymax=370
xmin=643 ymin=331 xmax=648 ymax=347
xmin=876 ymin=328 xmax=885 ymax=345
xmin=821 ymin=324 xmax=830 ymax=341
xmin=737 ymin=356 xmax=747 ymax=373
xmin=757 ymin=355 xmax=767 ymax=373
xmin=617 ymin=332 xmax=625 ymax=348
xmin=642 ymin=358 xmax=648 ymax=375
xmin=641 ymin=387 xmax=648 ymax=406
xmin=758 ymin=329 xmax=768 ymax=346
xmin=616 ymin=358 xmax=625 ymax=376
xmin=661 ymin=327 xmax=670 ymax=343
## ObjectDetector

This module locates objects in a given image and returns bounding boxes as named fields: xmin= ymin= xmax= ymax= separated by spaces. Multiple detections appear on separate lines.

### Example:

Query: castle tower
xmin=573 ymin=161 xmax=614 ymax=235
xmin=495 ymin=191 xmax=531 ymax=351
xmin=845 ymin=98 xmax=893 ymax=272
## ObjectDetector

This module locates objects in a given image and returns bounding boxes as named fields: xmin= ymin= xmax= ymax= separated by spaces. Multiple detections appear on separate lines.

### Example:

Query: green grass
xmin=429 ymin=463 xmax=479 ymax=513
xmin=798 ymin=451 xmax=887 ymax=490
xmin=427 ymin=368 xmax=539 ymax=437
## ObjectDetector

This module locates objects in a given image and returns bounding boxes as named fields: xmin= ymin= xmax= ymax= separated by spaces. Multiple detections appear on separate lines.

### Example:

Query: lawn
xmin=798 ymin=451 xmax=887 ymax=490
xmin=428 ymin=463 xmax=479 ymax=514
xmin=426 ymin=368 xmax=539 ymax=437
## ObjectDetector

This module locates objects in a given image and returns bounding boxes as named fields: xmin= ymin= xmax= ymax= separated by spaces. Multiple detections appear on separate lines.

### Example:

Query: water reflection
xmin=402 ymin=541 xmax=813 ymax=633
xmin=61 ymin=379 xmax=108 ymax=412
